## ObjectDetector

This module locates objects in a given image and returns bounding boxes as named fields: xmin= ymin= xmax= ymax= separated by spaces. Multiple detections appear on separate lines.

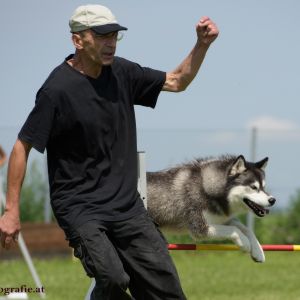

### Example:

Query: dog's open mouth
xmin=243 ymin=199 xmax=269 ymax=217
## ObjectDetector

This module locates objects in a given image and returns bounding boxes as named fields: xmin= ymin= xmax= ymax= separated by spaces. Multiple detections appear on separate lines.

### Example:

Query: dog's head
xmin=227 ymin=155 xmax=276 ymax=217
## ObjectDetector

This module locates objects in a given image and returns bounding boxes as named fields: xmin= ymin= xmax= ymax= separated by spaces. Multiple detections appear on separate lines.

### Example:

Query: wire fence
xmin=137 ymin=128 xmax=300 ymax=210
xmin=1 ymin=126 xmax=300 ymax=222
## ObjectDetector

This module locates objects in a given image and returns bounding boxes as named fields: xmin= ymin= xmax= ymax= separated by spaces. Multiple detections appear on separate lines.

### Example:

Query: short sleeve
xmin=131 ymin=64 xmax=166 ymax=108
xmin=18 ymin=89 xmax=55 ymax=153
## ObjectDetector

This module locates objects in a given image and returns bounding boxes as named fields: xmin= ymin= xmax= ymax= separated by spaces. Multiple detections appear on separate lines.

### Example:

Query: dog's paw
xmin=231 ymin=230 xmax=251 ymax=252
xmin=251 ymin=245 xmax=265 ymax=263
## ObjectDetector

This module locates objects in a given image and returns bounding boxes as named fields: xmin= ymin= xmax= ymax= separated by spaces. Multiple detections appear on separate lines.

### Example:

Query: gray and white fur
xmin=146 ymin=155 xmax=276 ymax=262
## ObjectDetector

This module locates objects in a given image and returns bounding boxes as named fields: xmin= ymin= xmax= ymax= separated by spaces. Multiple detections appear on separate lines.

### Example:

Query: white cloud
xmin=246 ymin=116 xmax=299 ymax=130
xmin=246 ymin=115 xmax=300 ymax=141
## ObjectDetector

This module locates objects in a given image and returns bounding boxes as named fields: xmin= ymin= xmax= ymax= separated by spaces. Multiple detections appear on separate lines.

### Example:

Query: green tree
xmin=19 ymin=159 xmax=48 ymax=222
xmin=1 ymin=159 xmax=54 ymax=222
xmin=282 ymin=189 xmax=300 ymax=244
xmin=255 ymin=189 xmax=300 ymax=244
xmin=255 ymin=211 xmax=288 ymax=244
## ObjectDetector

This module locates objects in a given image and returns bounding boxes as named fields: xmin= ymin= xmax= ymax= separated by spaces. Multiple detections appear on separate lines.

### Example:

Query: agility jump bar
xmin=168 ymin=244 xmax=300 ymax=251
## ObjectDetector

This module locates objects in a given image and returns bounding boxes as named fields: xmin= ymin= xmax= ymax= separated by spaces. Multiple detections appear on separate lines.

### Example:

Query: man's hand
xmin=0 ymin=211 xmax=20 ymax=249
xmin=163 ymin=16 xmax=219 ymax=92
xmin=0 ymin=139 xmax=31 ymax=250
xmin=196 ymin=16 xmax=219 ymax=46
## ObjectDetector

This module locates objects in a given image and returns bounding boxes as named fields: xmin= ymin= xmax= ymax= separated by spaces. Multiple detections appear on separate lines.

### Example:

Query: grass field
xmin=1 ymin=250 xmax=300 ymax=300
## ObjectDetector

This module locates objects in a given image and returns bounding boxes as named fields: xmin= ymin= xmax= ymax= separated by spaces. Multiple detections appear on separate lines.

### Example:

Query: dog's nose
xmin=268 ymin=197 xmax=276 ymax=206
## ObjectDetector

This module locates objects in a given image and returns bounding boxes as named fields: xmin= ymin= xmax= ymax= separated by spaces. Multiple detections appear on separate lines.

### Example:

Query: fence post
xmin=43 ymin=154 xmax=52 ymax=223
xmin=247 ymin=127 xmax=257 ymax=231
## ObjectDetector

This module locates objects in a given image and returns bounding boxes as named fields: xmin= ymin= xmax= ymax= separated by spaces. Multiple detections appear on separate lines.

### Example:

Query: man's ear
xmin=72 ymin=33 xmax=84 ymax=50
xmin=229 ymin=155 xmax=246 ymax=176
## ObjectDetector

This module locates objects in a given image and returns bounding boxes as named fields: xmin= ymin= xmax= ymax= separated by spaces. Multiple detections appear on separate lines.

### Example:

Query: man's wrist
xmin=195 ymin=39 xmax=210 ymax=50
xmin=4 ymin=202 xmax=20 ymax=216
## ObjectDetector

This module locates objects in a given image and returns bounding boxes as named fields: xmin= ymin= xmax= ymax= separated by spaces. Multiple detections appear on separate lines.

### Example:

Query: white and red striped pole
xmin=168 ymin=244 xmax=300 ymax=251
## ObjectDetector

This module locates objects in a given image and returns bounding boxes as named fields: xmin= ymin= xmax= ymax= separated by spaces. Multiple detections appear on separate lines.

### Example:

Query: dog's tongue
xmin=260 ymin=208 xmax=269 ymax=217
xmin=243 ymin=199 xmax=269 ymax=217
xmin=253 ymin=203 xmax=268 ymax=216
xmin=255 ymin=207 xmax=269 ymax=217
xmin=257 ymin=206 xmax=269 ymax=217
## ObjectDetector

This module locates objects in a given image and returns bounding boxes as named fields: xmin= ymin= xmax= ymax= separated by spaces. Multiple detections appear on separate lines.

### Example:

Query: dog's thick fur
xmin=146 ymin=155 xmax=276 ymax=262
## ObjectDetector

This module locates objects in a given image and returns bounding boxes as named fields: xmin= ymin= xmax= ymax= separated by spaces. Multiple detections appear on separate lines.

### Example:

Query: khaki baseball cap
xmin=69 ymin=4 xmax=127 ymax=34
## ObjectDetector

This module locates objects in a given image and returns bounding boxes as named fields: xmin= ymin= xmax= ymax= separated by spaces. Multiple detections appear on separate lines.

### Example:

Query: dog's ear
xmin=229 ymin=155 xmax=247 ymax=176
xmin=255 ymin=157 xmax=268 ymax=170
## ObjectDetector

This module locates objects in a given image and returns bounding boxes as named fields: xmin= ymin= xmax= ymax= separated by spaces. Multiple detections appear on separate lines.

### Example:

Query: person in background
xmin=0 ymin=145 xmax=6 ymax=168
xmin=0 ymin=4 xmax=219 ymax=300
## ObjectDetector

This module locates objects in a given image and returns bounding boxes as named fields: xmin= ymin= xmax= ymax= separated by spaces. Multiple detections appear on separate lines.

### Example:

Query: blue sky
xmin=1 ymin=0 xmax=300 ymax=129
xmin=1 ymin=0 xmax=300 ymax=208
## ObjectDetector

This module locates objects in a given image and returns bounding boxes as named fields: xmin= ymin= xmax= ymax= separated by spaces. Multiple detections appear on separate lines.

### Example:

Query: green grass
xmin=1 ymin=251 xmax=300 ymax=299
xmin=173 ymin=251 xmax=300 ymax=300
xmin=0 ymin=257 xmax=90 ymax=300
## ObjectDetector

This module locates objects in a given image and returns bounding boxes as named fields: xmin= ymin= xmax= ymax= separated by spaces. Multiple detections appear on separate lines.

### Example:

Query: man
xmin=0 ymin=145 xmax=6 ymax=168
xmin=0 ymin=4 xmax=218 ymax=300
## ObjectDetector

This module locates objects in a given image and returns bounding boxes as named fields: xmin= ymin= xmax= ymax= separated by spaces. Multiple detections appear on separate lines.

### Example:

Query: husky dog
xmin=146 ymin=155 xmax=276 ymax=262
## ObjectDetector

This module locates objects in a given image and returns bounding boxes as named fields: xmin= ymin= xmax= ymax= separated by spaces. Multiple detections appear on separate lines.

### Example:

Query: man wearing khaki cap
xmin=0 ymin=4 xmax=218 ymax=300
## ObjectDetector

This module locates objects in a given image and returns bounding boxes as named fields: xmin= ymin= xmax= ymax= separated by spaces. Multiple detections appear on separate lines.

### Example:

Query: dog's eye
xmin=251 ymin=185 xmax=259 ymax=191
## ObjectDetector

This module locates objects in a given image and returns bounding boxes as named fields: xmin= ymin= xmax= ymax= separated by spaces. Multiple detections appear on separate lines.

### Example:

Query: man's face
xmin=76 ymin=30 xmax=119 ymax=66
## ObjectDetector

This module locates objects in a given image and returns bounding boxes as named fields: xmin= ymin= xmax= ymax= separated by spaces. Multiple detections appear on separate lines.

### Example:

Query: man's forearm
xmin=0 ymin=140 xmax=31 ymax=248
xmin=5 ymin=140 xmax=30 ymax=215
xmin=165 ymin=42 xmax=210 ymax=92
xmin=162 ymin=16 xmax=219 ymax=93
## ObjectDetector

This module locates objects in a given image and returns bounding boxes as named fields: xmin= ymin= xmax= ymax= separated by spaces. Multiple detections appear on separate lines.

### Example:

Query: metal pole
xmin=18 ymin=233 xmax=46 ymax=298
xmin=247 ymin=127 xmax=257 ymax=231
xmin=85 ymin=280 xmax=95 ymax=300
xmin=137 ymin=151 xmax=147 ymax=208
xmin=44 ymin=154 xmax=51 ymax=224
xmin=0 ymin=175 xmax=46 ymax=299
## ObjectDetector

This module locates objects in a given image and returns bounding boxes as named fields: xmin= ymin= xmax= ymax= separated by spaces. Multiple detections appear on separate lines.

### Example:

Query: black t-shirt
xmin=19 ymin=55 xmax=165 ymax=237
